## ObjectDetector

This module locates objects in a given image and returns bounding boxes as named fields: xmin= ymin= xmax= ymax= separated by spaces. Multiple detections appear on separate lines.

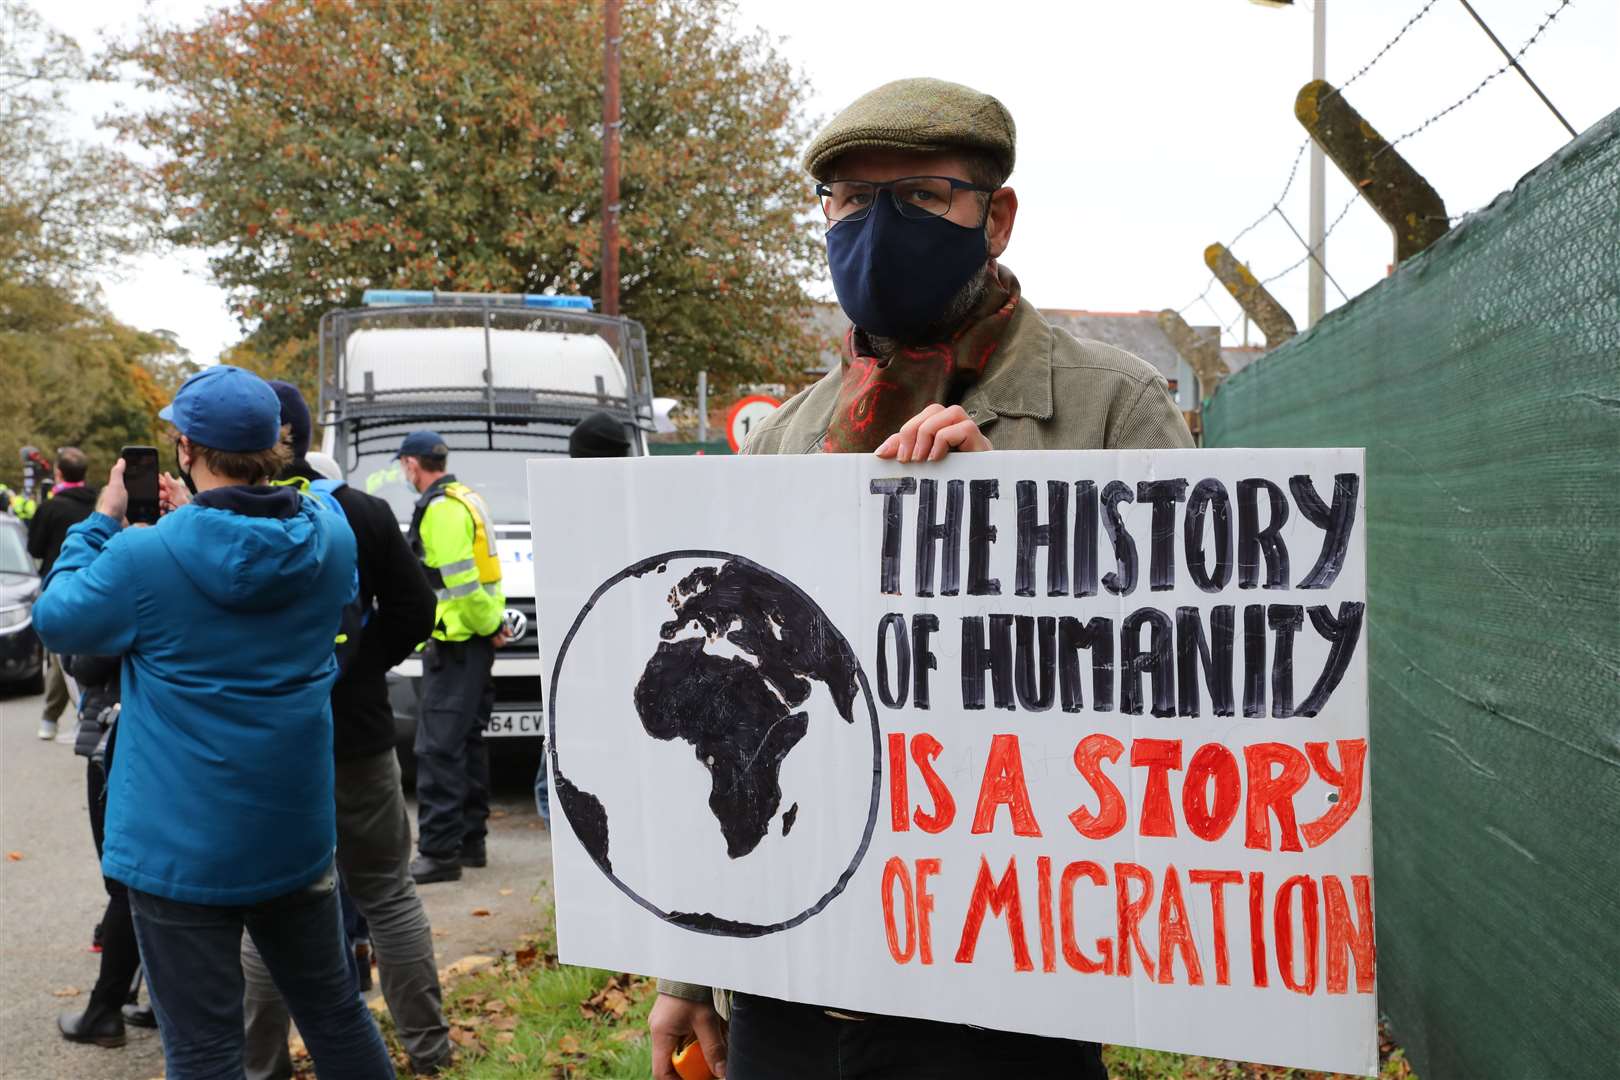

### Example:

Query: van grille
xmin=502 ymin=596 xmax=539 ymax=660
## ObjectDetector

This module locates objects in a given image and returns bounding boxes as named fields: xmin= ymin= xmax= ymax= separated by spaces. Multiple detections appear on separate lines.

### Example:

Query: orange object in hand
xmin=672 ymin=1038 xmax=715 ymax=1080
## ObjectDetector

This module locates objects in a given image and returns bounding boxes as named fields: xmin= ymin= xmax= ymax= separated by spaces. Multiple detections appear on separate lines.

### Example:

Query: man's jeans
xmin=129 ymin=867 xmax=395 ymax=1080
xmin=533 ymin=746 xmax=551 ymax=825
xmin=243 ymin=750 xmax=449 ymax=1078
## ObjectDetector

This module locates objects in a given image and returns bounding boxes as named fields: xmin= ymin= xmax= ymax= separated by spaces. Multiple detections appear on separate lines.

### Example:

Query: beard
xmin=864 ymin=261 xmax=994 ymax=360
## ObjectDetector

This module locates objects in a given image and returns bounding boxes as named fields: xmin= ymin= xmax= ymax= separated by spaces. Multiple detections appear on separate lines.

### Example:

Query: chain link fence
xmin=1204 ymin=109 xmax=1619 ymax=1080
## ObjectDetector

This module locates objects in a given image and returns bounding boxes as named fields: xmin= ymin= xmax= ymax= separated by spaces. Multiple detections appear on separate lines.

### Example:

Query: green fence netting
xmin=1204 ymin=110 xmax=1619 ymax=1080
xmin=647 ymin=439 xmax=733 ymax=456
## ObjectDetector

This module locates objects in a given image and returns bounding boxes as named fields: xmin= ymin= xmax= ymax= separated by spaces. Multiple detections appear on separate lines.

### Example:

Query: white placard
xmin=531 ymin=449 xmax=1374 ymax=1076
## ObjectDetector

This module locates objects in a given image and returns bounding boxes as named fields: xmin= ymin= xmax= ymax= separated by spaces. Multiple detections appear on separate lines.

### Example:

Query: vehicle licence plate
xmin=484 ymin=711 xmax=543 ymax=738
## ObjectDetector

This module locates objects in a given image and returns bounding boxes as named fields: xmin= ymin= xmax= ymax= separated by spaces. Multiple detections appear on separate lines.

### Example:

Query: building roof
xmin=1038 ymin=309 xmax=1201 ymax=382
xmin=1220 ymin=345 xmax=1267 ymax=377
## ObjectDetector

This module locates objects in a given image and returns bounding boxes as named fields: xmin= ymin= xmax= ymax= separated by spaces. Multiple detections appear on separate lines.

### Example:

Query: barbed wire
xmin=1326 ymin=0 xmax=1441 ymax=101
xmin=1180 ymin=137 xmax=1310 ymax=313
xmin=1178 ymin=278 xmax=1216 ymax=316
xmin=1184 ymin=0 xmax=1574 ymax=333
xmin=1372 ymin=0 xmax=1573 ymax=163
xmin=1261 ymin=194 xmax=1360 ymax=287
xmin=1181 ymin=0 xmax=1440 ymax=322
xmin=1199 ymin=0 xmax=1576 ymax=323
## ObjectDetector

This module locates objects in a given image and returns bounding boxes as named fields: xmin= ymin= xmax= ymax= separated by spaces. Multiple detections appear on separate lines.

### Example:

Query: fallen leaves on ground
xmin=470 ymin=908 xmax=491 ymax=917
xmin=580 ymin=972 xmax=635 ymax=1021
xmin=51 ymin=986 xmax=80 ymax=997
xmin=6 ymin=851 xmax=23 ymax=861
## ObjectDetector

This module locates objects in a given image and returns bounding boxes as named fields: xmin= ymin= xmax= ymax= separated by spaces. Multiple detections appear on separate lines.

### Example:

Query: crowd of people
xmin=12 ymin=75 xmax=1194 ymax=1080
xmin=19 ymin=361 xmax=545 ymax=1076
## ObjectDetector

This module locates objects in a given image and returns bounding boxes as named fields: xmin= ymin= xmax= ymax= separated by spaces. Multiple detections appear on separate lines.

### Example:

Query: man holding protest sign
xmin=650 ymin=77 xmax=1193 ymax=1080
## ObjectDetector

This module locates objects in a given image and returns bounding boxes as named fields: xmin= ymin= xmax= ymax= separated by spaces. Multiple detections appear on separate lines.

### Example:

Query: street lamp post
xmin=1307 ymin=0 xmax=1326 ymax=327
xmin=1251 ymin=0 xmax=1326 ymax=327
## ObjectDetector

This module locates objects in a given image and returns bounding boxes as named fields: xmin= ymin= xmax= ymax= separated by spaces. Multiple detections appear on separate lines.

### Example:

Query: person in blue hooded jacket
xmin=32 ymin=365 xmax=396 ymax=1080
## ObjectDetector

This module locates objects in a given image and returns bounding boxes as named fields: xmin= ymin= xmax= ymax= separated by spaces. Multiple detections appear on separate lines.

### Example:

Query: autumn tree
xmin=0 ymin=0 xmax=191 ymax=490
xmin=114 ymin=0 xmax=824 ymax=400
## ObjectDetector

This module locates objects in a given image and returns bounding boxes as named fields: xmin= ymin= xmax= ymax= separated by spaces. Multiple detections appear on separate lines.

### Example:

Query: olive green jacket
xmin=744 ymin=296 xmax=1195 ymax=456
xmin=656 ymin=300 xmax=1192 ymax=1010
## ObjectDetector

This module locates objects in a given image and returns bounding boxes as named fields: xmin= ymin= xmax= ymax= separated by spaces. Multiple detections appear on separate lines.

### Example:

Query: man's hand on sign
xmin=649 ymin=993 xmax=727 ymax=1080
xmin=492 ymin=626 xmax=513 ymax=648
xmin=874 ymin=403 xmax=991 ymax=463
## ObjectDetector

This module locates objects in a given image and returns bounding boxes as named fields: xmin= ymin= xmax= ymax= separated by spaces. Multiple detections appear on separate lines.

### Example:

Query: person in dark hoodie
xmin=27 ymin=446 xmax=97 ymax=740
xmin=238 ymin=382 xmax=451 ymax=1079
xmin=32 ymin=365 xmax=395 ymax=1080
xmin=54 ymin=650 xmax=155 ymax=1048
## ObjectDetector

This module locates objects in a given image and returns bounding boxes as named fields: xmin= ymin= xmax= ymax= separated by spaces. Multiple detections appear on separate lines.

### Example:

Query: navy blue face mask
xmin=825 ymin=195 xmax=988 ymax=341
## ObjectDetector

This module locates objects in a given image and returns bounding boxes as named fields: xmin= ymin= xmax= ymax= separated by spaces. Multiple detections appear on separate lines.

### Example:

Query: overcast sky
xmin=41 ymin=0 xmax=1619 ymax=367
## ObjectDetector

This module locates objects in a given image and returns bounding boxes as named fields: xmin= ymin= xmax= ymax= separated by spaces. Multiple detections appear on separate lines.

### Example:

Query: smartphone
xmin=122 ymin=446 xmax=160 ymax=525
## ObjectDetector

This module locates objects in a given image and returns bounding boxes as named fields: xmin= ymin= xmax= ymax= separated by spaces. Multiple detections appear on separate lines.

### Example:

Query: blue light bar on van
xmin=361 ymin=289 xmax=594 ymax=312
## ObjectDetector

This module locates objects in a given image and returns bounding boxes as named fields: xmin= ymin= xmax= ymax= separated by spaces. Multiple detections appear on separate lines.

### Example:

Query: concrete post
xmin=1296 ymin=79 xmax=1450 ymax=263
xmin=1204 ymin=243 xmax=1298 ymax=347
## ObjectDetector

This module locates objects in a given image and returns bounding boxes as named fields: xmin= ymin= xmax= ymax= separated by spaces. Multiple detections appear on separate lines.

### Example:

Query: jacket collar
xmin=414 ymin=474 xmax=457 ymax=510
xmin=960 ymin=296 xmax=1055 ymax=428
xmin=191 ymin=485 xmax=302 ymax=520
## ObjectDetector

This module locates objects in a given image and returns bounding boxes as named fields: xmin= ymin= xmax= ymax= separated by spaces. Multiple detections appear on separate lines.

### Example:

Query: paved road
xmin=0 ymin=687 xmax=552 ymax=1080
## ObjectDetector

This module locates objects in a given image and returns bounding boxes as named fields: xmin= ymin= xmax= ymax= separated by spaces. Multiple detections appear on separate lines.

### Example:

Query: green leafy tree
xmin=114 ymin=0 xmax=823 ymax=400
xmin=0 ymin=0 xmax=191 ymax=490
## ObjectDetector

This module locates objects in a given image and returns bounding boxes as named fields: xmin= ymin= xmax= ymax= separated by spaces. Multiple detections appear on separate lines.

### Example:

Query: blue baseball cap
xmin=158 ymin=365 xmax=282 ymax=452
xmin=394 ymin=431 xmax=450 ymax=460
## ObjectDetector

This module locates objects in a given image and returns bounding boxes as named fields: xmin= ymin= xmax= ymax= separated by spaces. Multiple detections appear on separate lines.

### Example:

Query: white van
xmin=318 ymin=290 xmax=656 ymax=777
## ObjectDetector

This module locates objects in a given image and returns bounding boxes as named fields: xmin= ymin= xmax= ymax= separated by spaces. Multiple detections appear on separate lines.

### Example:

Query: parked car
xmin=0 ymin=513 xmax=44 ymax=694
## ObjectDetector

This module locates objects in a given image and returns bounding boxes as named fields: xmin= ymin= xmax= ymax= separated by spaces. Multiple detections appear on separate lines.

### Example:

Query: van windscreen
xmin=344 ymin=423 xmax=573 ymax=525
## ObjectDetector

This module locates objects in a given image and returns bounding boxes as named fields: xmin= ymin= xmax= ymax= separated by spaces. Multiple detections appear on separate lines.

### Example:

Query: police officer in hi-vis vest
xmin=396 ymin=431 xmax=510 ymax=884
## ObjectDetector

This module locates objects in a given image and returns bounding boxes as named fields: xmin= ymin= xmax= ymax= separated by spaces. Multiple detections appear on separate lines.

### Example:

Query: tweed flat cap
xmin=804 ymin=77 xmax=1016 ymax=182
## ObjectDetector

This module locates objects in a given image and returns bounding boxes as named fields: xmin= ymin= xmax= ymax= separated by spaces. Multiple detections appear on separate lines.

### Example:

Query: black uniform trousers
xmin=727 ymin=993 xmax=1108 ymax=1080
xmin=414 ymin=635 xmax=495 ymax=858
xmin=87 ymin=756 xmax=142 ymax=1012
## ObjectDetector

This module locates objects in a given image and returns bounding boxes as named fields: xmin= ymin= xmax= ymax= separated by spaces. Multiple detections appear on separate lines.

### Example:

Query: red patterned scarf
xmin=822 ymin=265 xmax=1020 ymax=454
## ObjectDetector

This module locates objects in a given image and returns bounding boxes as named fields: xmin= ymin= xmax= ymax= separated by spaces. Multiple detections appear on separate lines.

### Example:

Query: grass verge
xmin=374 ymin=910 xmax=1415 ymax=1080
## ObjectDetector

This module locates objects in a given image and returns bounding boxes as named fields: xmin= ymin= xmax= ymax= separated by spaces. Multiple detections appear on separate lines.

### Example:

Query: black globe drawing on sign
xmin=548 ymin=550 xmax=881 ymax=938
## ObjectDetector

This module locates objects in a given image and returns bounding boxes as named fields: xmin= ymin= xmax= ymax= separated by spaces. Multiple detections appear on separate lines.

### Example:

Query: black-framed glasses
xmin=815 ymin=176 xmax=994 ymax=225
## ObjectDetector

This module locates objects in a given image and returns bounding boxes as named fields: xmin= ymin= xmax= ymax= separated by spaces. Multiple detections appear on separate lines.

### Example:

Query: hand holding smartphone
xmin=121 ymin=446 xmax=161 ymax=525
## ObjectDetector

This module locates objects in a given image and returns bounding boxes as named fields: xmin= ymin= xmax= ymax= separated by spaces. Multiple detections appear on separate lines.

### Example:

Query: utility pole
xmin=1307 ymin=0 xmax=1326 ymax=327
xmin=697 ymin=371 xmax=709 ymax=443
xmin=601 ymin=0 xmax=622 ymax=316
